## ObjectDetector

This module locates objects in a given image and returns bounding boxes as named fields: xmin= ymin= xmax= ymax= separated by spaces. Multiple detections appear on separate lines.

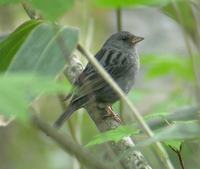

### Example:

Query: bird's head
xmin=103 ymin=31 xmax=144 ymax=50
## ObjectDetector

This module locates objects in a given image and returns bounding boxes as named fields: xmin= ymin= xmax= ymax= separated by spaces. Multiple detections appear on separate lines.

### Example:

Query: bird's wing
xmin=71 ymin=48 xmax=130 ymax=103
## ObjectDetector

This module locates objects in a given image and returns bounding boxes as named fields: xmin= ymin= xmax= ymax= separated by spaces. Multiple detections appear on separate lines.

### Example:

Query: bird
xmin=54 ymin=31 xmax=144 ymax=129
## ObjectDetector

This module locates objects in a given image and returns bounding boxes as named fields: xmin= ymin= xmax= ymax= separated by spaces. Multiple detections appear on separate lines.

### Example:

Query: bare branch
xmin=66 ymin=50 xmax=153 ymax=169
xmin=77 ymin=44 xmax=174 ymax=169
xmin=31 ymin=114 xmax=111 ymax=169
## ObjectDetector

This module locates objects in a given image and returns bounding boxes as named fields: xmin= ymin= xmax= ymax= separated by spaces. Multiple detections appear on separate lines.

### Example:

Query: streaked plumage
xmin=54 ymin=31 xmax=143 ymax=128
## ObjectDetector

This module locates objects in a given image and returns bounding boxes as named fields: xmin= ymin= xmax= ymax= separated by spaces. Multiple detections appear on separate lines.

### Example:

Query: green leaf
xmin=0 ymin=0 xmax=21 ymax=5
xmin=147 ymin=106 xmax=199 ymax=131
xmin=144 ymin=112 xmax=169 ymax=121
xmin=141 ymin=54 xmax=194 ymax=80
xmin=0 ymin=33 xmax=9 ymax=43
xmin=31 ymin=0 xmax=74 ymax=21
xmin=137 ymin=121 xmax=200 ymax=147
xmin=94 ymin=0 xmax=176 ymax=8
xmin=165 ymin=140 xmax=183 ymax=151
xmin=86 ymin=124 xmax=139 ymax=147
xmin=0 ymin=0 xmax=74 ymax=21
xmin=0 ymin=20 xmax=42 ymax=72
xmin=0 ymin=73 xmax=70 ymax=122
xmin=0 ymin=20 xmax=79 ymax=77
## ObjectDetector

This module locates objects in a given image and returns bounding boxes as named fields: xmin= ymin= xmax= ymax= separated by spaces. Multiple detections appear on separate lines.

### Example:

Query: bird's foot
xmin=104 ymin=106 xmax=121 ymax=123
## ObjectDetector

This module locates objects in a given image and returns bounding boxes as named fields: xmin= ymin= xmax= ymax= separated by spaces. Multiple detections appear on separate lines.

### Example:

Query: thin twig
xmin=115 ymin=7 xmax=124 ymax=120
xmin=177 ymin=145 xmax=185 ymax=169
xmin=169 ymin=144 xmax=185 ymax=169
xmin=21 ymin=2 xmax=43 ymax=20
xmin=116 ymin=8 xmax=122 ymax=32
xmin=21 ymin=2 xmax=38 ymax=19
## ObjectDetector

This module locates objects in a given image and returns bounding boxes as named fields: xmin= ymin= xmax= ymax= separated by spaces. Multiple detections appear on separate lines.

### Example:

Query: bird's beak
xmin=132 ymin=36 xmax=144 ymax=44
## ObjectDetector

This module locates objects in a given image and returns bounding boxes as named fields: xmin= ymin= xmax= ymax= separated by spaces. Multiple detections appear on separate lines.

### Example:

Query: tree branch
xmin=77 ymin=44 xmax=174 ymax=169
xmin=65 ymin=51 xmax=153 ymax=169
xmin=31 ymin=113 xmax=111 ymax=169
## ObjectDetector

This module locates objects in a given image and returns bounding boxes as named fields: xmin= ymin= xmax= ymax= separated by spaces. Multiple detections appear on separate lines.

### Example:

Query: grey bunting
xmin=54 ymin=31 xmax=144 ymax=128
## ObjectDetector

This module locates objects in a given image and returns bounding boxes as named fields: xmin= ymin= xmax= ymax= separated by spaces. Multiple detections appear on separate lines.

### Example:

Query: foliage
xmin=0 ymin=73 xmax=70 ymax=122
xmin=94 ymin=0 xmax=176 ymax=8
xmin=0 ymin=20 xmax=41 ymax=72
xmin=86 ymin=124 xmax=139 ymax=147
xmin=0 ymin=20 xmax=79 ymax=77
xmin=0 ymin=0 xmax=74 ymax=20
xmin=86 ymin=120 xmax=200 ymax=147
xmin=0 ymin=19 xmax=78 ymax=123
xmin=137 ymin=121 xmax=200 ymax=147
xmin=141 ymin=54 xmax=194 ymax=81
xmin=30 ymin=0 xmax=74 ymax=21
xmin=165 ymin=140 xmax=183 ymax=151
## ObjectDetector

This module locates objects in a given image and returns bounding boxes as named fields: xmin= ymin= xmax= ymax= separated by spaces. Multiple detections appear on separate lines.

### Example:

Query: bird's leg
xmin=104 ymin=106 xmax=121 ymax=123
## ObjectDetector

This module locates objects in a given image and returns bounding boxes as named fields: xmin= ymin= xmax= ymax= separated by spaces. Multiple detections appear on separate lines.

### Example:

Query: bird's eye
xmin=121 ymin=36 xmax=128 ymax=41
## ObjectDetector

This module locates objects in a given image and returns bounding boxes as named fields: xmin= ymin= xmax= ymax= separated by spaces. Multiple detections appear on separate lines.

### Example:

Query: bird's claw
xmin=104 ymin=106 xmax=122 ymax=123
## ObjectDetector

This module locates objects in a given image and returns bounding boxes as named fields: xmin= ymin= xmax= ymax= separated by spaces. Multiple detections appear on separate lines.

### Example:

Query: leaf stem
xmin=169 ymin=144 xmax=185 ymax=169
xmin=116 ymin=8 xmax=122 ymax=32
xmin=21 ymin=2 xmax=37 ymax=19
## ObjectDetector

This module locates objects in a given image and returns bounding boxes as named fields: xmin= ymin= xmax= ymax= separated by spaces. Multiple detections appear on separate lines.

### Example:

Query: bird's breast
xmin=117 ymin=52 xmax=140 ymax=94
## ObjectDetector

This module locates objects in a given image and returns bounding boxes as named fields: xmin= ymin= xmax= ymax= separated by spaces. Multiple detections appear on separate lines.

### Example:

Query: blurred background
xmin=0 ymin=0 xmax=200 ymax=169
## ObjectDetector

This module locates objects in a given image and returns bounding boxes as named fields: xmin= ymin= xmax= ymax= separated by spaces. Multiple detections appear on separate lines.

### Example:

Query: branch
xmin=77 ymin=44 xmax=174 ymax=169
xmin=31 ymin=114 xmax=111 ymax=169
xmin=65 ymin=51 xmax=152 ymax=169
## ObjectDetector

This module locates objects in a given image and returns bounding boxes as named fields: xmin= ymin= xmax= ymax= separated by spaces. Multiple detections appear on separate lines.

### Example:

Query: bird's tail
xmin=53 ymin=104 xmax=76 ymax=129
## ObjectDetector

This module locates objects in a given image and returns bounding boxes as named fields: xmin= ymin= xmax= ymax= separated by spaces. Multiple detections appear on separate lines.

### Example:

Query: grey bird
xmin=54 ymin=31 xmax=144 ymax=128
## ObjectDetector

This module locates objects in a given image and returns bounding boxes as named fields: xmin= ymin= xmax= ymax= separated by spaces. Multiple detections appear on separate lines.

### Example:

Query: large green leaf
xmin=0 ymin=20 xmax=79 ymax=77
xmin=94 ymin=0 xmax=176 ymax=8
xmin=0 ymin=73 xmax=70 ymax=122
xmin=0 ymin=20 xmax=42 ymax=72
xmin=0 ymin=0 xmax=21 ymax=4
